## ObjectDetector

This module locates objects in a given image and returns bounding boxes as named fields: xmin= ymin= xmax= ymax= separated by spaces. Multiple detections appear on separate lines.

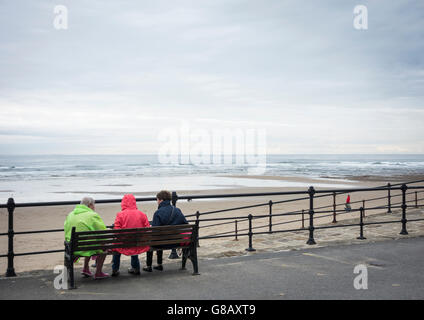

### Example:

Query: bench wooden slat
xmin=76 ymin=238 xmax=191 ymax=251
xmin=75 ymin=224 xmax=193 ymax=236
xmin=76 ymin=228 xmax=193 ymax=241
xmin=75 ymin=233 xmax=192 ymax=247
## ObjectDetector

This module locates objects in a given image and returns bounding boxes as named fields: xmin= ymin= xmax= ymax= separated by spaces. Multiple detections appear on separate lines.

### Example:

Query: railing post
xmin=6 ymin=198 xmax=16 ymax=277
xmin=332 ymin=192 xmax=337 ymax=223
xmin=169 ymin=191 xmax=180 ymax=259
xmin=357 ymin=207 xmax=366 ymax=240
xmin=245 ymin=214 xmax=256 ymax=252
xmin=387 ymin=183 xmax=392 ymax=214
xmin=301 ymin=209 xmax=305 ymax=229
xmin=195 ymin=211 xmax=200 ymax=247
xmin=234 ymin=220 xmax=238 ymax=241
xmin=171 ymin=191 xmax=178 ymax=206
xmin=268 ymin=200 xmax=273 ymax=233
xmin=400 ymin=184 xmax=408 ymax=235
xmin=306 ymin=186 xmax=316 ymax=245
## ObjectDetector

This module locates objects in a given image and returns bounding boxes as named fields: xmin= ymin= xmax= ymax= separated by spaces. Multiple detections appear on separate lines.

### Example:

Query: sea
xmin=0 ymin=154 xmax=423 ymax=203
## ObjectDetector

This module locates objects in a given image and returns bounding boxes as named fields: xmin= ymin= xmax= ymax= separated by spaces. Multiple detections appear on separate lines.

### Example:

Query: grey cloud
xmin=0 ymin=0 xmax=423 ymax=154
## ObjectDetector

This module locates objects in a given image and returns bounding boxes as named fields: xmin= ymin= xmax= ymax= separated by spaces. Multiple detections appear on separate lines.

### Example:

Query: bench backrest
xmin=70 ymin=224 xmax=196 ymax=253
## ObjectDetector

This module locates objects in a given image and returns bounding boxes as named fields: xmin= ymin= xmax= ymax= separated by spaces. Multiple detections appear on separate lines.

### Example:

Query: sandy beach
xmin=0 ymin=174 xmax=422 ymax=274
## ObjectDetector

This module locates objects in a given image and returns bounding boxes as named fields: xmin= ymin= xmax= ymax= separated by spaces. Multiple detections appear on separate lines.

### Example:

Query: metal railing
xmin=1 ymin=180 xmax=424 ymax=277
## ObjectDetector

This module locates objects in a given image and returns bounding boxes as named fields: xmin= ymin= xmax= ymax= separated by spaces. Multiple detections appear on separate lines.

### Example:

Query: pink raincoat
xmin=113 ymin=194 xmax=151 ymax=256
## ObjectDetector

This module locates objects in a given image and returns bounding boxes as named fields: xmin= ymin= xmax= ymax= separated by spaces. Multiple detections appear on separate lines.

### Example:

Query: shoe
xmin=128 ymin=268 xmax=141 ymax=275
xmin=142 ymin=266 xmax=152 ymax=272
xmin=81 ymin=269 xmax=93 ymax=277
xmin=94 ymin=272 xmax=110 ymax=280
xmin=153 ymin=265 xmax=163 ymax=271
xmin=112 ymin=270 xmax=120 ymax=277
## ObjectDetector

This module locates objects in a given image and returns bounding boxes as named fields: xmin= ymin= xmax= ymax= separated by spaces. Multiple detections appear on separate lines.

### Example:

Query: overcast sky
xmin=0 ymin=0 xmax=423 ymax=155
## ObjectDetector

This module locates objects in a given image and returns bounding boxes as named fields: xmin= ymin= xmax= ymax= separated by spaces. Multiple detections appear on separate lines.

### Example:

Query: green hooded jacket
xmin=64 ymin=204 xmax=107 ymax=257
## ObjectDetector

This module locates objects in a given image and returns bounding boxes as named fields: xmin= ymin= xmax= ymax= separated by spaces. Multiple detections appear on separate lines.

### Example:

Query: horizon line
xmin=1 ymin=153 xmax=424 ymax=157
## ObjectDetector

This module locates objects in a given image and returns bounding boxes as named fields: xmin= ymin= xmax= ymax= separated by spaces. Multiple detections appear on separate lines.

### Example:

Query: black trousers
xmin=146 ymin=250 xmax=163 ymax=266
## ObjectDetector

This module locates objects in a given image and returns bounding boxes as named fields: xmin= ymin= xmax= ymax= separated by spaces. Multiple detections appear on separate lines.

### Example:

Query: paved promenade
xmin=197 ymin=208 xmax=424 ymax=258
xmin=1 ymin=236 xmax=423 ymax=300
xmin=0 ymin=208 xmax=423 ymax=300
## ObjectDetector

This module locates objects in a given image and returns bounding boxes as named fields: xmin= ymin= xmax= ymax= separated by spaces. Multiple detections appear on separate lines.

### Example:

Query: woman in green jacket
xmin=64 ymin=197 xmax=109 ymax=279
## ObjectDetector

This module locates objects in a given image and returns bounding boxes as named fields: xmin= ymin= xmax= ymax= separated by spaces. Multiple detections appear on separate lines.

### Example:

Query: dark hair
xmin=156 ymin=190 xmax=172 ymax=201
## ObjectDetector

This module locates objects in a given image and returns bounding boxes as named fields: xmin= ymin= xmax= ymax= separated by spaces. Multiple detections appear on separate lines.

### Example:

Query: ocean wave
xmin=1 ymin=155 xmax=424 ymax=182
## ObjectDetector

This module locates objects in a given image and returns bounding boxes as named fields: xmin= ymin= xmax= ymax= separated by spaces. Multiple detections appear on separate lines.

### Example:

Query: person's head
xmin=121 ymin=194 xmax=137 ymax=210
xmin=81 ymin=196 xmax=95 ymax=210
xmin=156 ymin=190 xmax=171 ymax=205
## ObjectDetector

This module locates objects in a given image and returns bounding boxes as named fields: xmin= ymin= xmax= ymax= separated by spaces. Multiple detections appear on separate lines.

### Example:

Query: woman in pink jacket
xmin=111 ymin=194 xmax=151 ymax=276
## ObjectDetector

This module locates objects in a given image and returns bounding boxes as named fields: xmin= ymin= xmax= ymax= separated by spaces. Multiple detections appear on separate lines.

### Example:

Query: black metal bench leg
xmin=189 ymin=246 xmax=200 ymax=276
xmin=64 ymin=242 xmax=76 ymax=290
xmin=64 ymin=255 xmax=70 ymax=289
xmin=181 ymin=248 xmax=189 ymax=270
xmin=67 ymin=227 xmax=77 ymax=289
xmin=68 ymin=258 xmax=76 ymax=289
xmin=64 ymin=257 xmax=76 ymax=289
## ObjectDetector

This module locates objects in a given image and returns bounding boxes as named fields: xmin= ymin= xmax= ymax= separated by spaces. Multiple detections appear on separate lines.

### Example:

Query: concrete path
xmin=1 ymin=236 xmax=423 ymax=300
xmin=197 ymin=208 xmax=424 ymax=258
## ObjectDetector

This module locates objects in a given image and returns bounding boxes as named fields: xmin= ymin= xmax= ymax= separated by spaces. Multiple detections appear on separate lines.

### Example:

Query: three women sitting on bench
xmin=64 ymin=190 xmax=188 ymax=280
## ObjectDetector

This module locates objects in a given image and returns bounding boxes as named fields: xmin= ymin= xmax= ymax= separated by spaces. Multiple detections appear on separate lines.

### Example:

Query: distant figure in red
xmin=345 ymin=195 xmax=352 ymax=212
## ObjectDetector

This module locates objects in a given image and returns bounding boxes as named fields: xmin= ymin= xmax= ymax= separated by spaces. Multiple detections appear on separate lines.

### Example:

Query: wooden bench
xmin=64 ymin=224 xmax=199 ymax=289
